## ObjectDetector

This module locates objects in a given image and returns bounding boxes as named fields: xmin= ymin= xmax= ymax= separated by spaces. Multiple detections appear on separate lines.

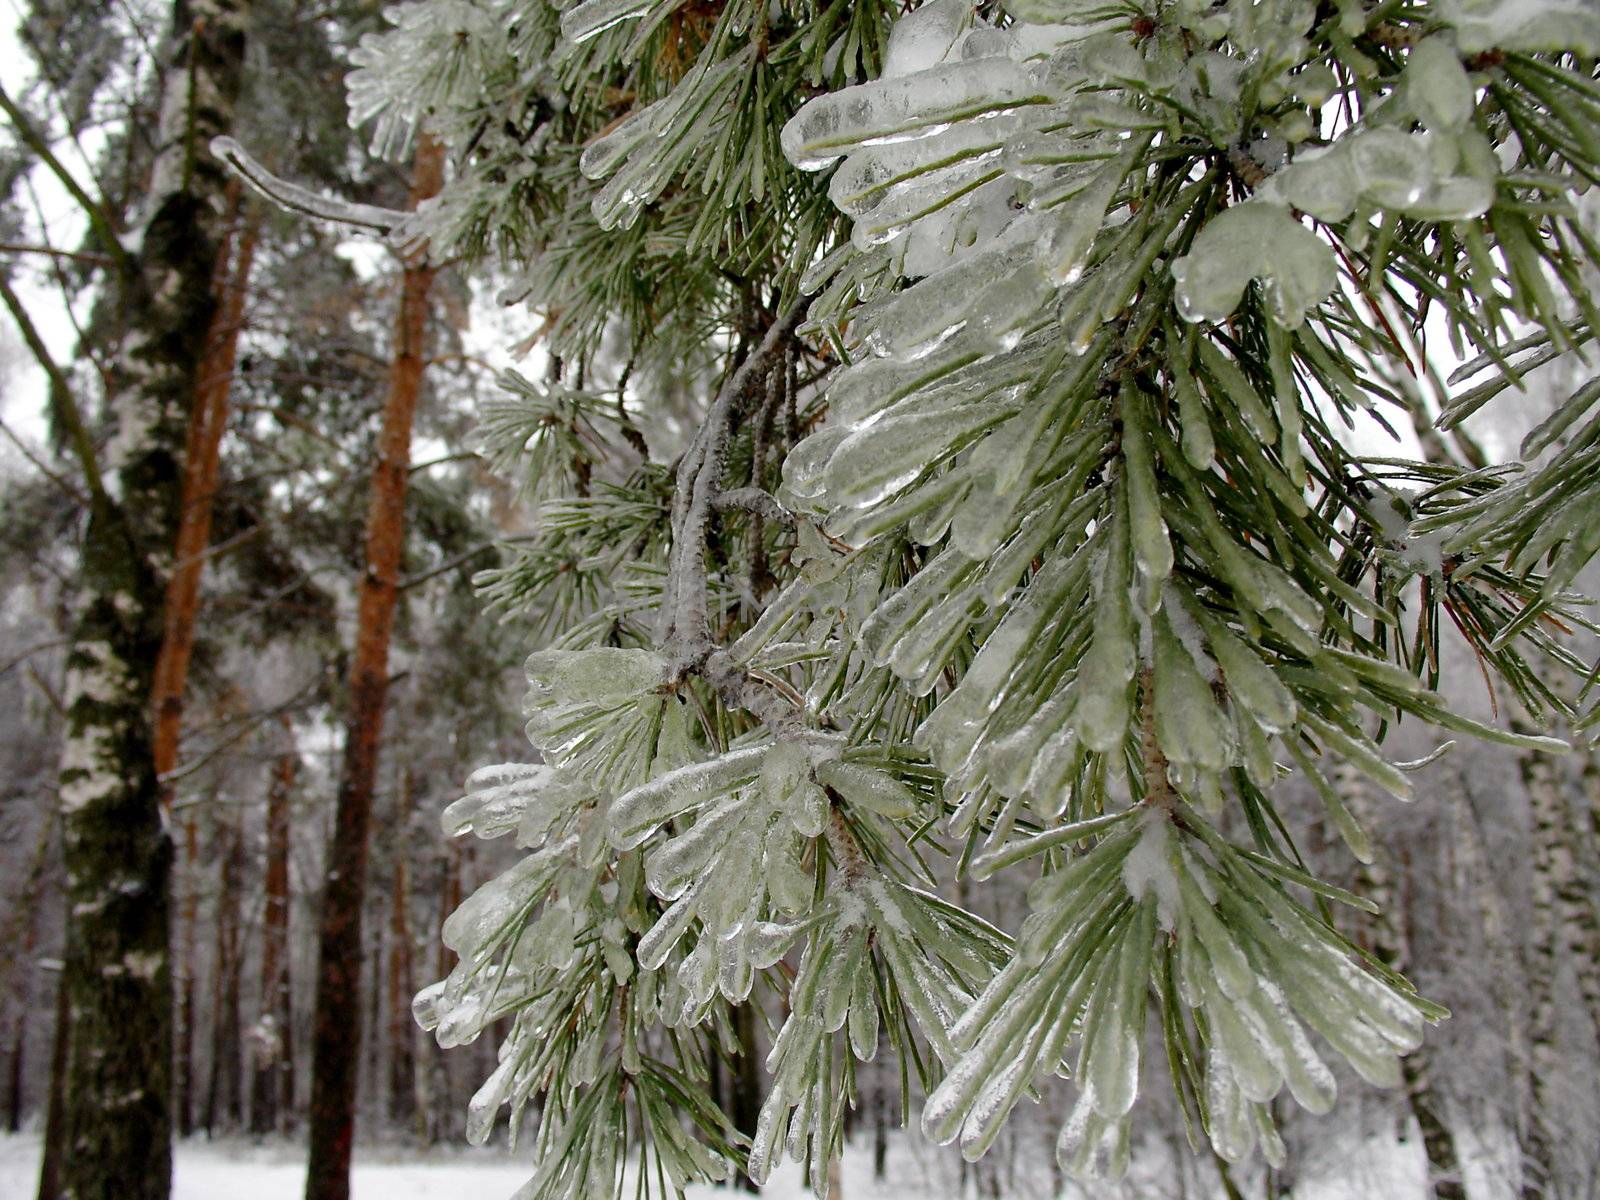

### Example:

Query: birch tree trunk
xmin=303 ymin=134 xmax=445 ymax=1200
xmin=51 ymin=4 xmax=247 ymax=1197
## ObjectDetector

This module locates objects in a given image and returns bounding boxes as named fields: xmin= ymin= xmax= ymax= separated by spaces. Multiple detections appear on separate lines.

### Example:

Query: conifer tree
xmin=233 ymin=0 xmax=1600 ymax=1196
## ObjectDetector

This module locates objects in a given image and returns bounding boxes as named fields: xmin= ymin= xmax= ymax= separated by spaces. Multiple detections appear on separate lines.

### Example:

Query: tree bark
xmin=1337 ymin=762 xmax=1465 ymax=1200
xmin=162 ymin=194 xmax=256 ymax=1126
xmin=386 ymin=778 xmax=416 ymax=1130
xmin=203 ymin=818 xmax=244 ymax=1136
xmin=303 ymin=134 xmax=445 ymax=1200
xmin=730 ymin=1001 xmax=762 ymax=1192
xmin=35 ymin=977 xmax=68 ymax=1200
xmin=251 ymin=724 xmax=297 ymax=1136
xmin=51 ymin=4 xmax=247 ymax=1197
xmin=1 ymin=802 xmax=54 ymax=1133
xmin=1518 ymin=729 xmax=1569 ymax=1199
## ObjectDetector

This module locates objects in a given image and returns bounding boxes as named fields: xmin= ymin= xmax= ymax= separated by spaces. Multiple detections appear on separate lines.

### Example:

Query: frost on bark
xmin=304 ymin=133 xmax=445 ymax=1200
xmin=51 ymin=3 xmax=247 ymax=1198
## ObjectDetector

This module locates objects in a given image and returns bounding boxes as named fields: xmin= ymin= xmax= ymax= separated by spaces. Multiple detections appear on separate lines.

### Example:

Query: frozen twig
xmin=661 ymin=301 xmax=806 ymax=675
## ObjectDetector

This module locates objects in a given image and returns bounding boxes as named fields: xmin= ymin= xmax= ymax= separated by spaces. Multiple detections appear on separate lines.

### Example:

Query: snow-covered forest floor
xmin=0 ymin=1127 xmax=1516 ymax=1200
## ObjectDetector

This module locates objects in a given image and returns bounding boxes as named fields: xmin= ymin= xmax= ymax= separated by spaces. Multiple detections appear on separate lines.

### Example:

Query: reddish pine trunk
xmin=153 ymin=187 xmax=256 ymax=787
xmin=303 ymin=135 xmax=444 ymax=1200
xmin=251 ymin=725 xmax=296 ymax=1135
xmin=161 ymin=193 xmax=257 ymax=1132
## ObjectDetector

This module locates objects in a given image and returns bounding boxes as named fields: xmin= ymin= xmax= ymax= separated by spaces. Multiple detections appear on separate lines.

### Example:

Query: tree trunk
xmin=303 ymin=134 xmax=444 ymax=1200
xmin=1518 ymin=729 xmax=1569 ymax=1199
xmin=163 ymin=195 xmax=256 ymax=1128
xmin=4 ymin=1013 xmax=23 ymax=1134
xmin=730 ymin=1001 xmax=761 ymax=1193
xmin=2 ymin=803 xmax=54 ymax=1133
xmin=386 ymin=782 xmax=416 ymax=1129
xmin=151 ymin=188 xmax=256 ymax=790
xmin=871 ymin=1077 xmax=888 ymax=1182
xmin=52 ymin=5 xmax=247 ymax=1197
xmin=176 ymin=809 xmax=200 ymax=1139
xmin=421 ymin=838 xmax=464 ymax=1144
xmin=1564 ymin=749 xmax=1600 ymax=1044
xmin=251 ymin=724 xmax=296 ymax=1136
xmin=35 ymin=977 xmax=68 ymax=1200
xmin=204 ymin=819 xmax=245 ymax=1136
xmin=1337 ymin=761 xmax=1465 ymax=1200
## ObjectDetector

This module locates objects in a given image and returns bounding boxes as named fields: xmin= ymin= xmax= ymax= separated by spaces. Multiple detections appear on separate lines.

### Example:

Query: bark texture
xmin=385 ymin=782 xmax=416 ymax=1129
xmin=251 ymin=726 xmax=298 ymax=1135
xmin=1338 ymin=762 xmax=1465 ymax=1200
xmin=162 ymin=191 xmax=255 ymax=1134
xmin=303 ymin=134 xmax=445 ymax=1200
xmin=51 ymin=4 xmax=247 ymax=1198
xmin=1517 ymin=728 xmax=1565 ymax=1200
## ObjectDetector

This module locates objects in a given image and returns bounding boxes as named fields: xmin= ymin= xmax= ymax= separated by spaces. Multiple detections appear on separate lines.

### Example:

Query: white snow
xmin=0 ymin=1133 xmax=950 ymax=1200
xmin=0 ymin=1124 xmax=1520 ymax=1199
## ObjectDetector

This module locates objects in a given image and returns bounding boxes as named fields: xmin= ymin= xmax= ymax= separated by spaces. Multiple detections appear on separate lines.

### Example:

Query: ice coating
xmin=1169 ymin=203 xmax=1337 ymax=328
xmin=779 ymin=58 xmax=1045 ymax=171
xmin=1439 ymin=0 xmax=1600 ymax=53
xmin=1120 ymin=814 xmax=1180 ymax=930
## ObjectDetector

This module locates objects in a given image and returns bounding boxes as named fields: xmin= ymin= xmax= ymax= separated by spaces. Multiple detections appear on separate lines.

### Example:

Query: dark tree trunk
xmin=2 ymin=810 xmax=51 ymax=1134
xmin=871 ymin=1080 xmax=888 ymax=1182
xmin=176 ymin=808 xmax=199 ymax=1139
xmin=386 ymin=788 xmax=416 ymax=1129
xmin=36 ymin=978 xmax=68 ymax=1200
xmin=730 ymin=1002 xmax=762 ymax=1193
xmin=203 ymin=821 xmax=244 ymax=1136
xmin=4 ymin=1015 xmax=22 ymax=1134
xmin=251 ymin=727 xmax=296 ymax=1136
xmin=303 ymin=135 xmax=444 ymax=1200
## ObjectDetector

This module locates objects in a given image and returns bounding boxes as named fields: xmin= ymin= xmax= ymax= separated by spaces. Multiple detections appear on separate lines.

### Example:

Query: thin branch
xmin=409 ymin=451 xmax=479 ymax=474
xmin=26 ymin=662 xmax=66 ymax=718
xmin=0 ymin=271 xmax=106 ymax=500
xmin=23 ymin=174 xmax=111 ymax=384
xmin=0 ymin=413 xmax=87 ymax=504
xmin=662 ymin=300 xmax=806 ymax=671
xmin=0 ymin=636 xmax=73 ymax=679
xmin=164 ymin=678 xmax=322 ymax=789
xmin=398 ymin=542 xmax=499 ymax=591
xmin=0 ymin=242 xmax=111 ymax=267
xmin=0 ymin=82 xmax=133 ymax=279
xmin=212 ymin=136 xmax=410 ymax=237
xmin=712 ymin=487 xmax=794 ymax=525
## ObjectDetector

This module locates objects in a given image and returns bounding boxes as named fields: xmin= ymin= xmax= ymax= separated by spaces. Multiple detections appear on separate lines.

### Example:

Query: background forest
xmin=2 ymin=2 xmax=1600 ymax=1200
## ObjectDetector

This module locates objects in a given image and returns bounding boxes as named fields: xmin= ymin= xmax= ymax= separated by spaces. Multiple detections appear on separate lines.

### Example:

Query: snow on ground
xmin=0 ymin=1126 xmax=1514 ymax=1200
xmin=0 ymin=1133 xmax=930 ymax=1200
